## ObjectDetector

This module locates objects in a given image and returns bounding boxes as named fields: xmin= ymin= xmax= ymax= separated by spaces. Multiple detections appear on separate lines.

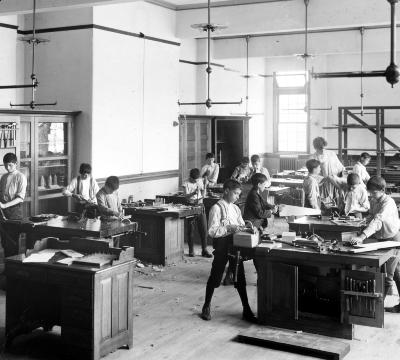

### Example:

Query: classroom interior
xmin=0 ymin=0 xmax=400 ymax=359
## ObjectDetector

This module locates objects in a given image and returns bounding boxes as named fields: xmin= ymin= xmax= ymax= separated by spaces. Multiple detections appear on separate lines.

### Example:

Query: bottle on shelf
xmin=48 ymin=174 xmax=53 ymax=187
xmin=53 ymin=174 xmax=58 ymax=186
xmin=40 ymin=175 xmax=46 ymax=188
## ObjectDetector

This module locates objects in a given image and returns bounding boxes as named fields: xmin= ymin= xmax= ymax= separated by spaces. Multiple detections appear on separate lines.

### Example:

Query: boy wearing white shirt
xmin=352 ymin=152 xmax=371 ymax=186
xmin=250 ymin=154 xmax=271 ymax=187
xmin=201 ymin=179 xmax=256 ymax=323
xmin=201 ymin=153 xmax=220 ymax=186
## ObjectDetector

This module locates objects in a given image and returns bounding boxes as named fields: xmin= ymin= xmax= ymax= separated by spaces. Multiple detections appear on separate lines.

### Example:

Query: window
xmin=274 ymin=72 xmax=308 ymax=153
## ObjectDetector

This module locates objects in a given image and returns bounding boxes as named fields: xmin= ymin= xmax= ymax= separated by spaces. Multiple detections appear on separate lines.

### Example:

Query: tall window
xmin=274 ymin=72 xmax=308 ymax=153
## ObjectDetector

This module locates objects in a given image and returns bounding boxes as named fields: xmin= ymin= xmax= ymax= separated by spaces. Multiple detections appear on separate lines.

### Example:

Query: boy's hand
xmin=349 ymin=234 xmax=366 ymax=246
xmin=0 ymin=202 xmax=4 ymax=209
xmin=227 ymin=225 xmax=241 ymax=233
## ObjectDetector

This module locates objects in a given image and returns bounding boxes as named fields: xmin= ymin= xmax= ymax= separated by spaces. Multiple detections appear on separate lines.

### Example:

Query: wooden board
xmin=236 ymin=328 xmax=350 ymax=360
xmin=279 ymin=205 xmax=321 ymax=217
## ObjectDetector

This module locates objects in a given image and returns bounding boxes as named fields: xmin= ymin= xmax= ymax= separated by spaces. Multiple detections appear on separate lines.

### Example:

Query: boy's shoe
xmin=201 ymin=305 xmax=211 ymax=320
xmin=188 ymin=252 xmax=195 ymax=257
xmin=202 ymin=250 xmax=213 ymax=258
xmin=242 ymin=308 xmax=258 ymax=323
xmin=385 ymin=304 xmax=400 ymax=313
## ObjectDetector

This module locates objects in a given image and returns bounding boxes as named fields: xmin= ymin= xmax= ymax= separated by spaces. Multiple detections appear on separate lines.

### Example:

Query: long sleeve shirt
xmin=363 ymin=194 xmax=400 ymax=240
xmin=96 ymin=187 xmax=121 ymax=217
xmin=312 ymin=150 xmax=345 ymax=178
xmin=182 ymin=179 xmax=204 ymax=204
xmin=0 ymin=170 xmax=27 ymax=203
xmin=303 ymin=174 xmax=324 ymax=209
xmin=250 ymin=166 xmax=271 ymax=187
xmin=231 ymin=166 xmax=251 ymax=183
xmin=63 ymin=175 xmax=99 ymax=203
xmin=208 ymin=199 xmax=245 ymax=238
xmin=344 ymin=185 xmax=370 ymax=215
xmin=352 ymin=162 xmax=370 ymax=185
xmin=201 ymin=163 xmax=220 ymax=184
xmin=243 ymin=188 xmax=273 ymax=223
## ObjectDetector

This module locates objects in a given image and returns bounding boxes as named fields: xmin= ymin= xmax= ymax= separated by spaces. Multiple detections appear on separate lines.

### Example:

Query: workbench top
xmin=289 ymin=216 xmax=365 ymax=232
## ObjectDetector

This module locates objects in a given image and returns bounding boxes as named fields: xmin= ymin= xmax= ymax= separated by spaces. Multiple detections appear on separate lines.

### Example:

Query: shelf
xmin=38 ymin=156 xmax=68 ymax=161
xmin=38 ymin=164 xmax=67 ymax=168
xmin=38 ymin=192 xmax=64 ymax=200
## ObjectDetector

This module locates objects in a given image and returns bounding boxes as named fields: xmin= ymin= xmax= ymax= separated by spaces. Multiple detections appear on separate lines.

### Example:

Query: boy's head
xmin=306 ymin=159 xmax=321 ymax=175
xmin=250 ymin=154 xmax=261 ymax=168
xmin=104 ymin=176 xmax=120 ymax=194
xmin=367 ymin=176 xmax=386 ymax=199
xmin=79 ymin=163 xmax=92 ymax=180
xmin=312 ymin=137 xmax=327 ymax=151
xmin=189 ymin=168 xmax=201 ymax=181
xmin=360 ymin=152 xmax=371 ymax=166
xmin=205 ymin=153 xmax=215 ymax=165
xmin=3 ymin=152 xmax=18 ymax=173
xmin=251 ymin=173 xmax=268 ymax=192
xmin=223 ymin=179 xmax=242 ymax=203
xmin=347 ymin=173 xmax=360 ymax=191
xmin=240 ymin=157 xmax=250 ymax=168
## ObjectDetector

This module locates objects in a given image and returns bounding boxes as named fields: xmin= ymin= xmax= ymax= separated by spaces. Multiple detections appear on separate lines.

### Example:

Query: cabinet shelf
xmin=38 ymin=164 xmax=67 ymax=168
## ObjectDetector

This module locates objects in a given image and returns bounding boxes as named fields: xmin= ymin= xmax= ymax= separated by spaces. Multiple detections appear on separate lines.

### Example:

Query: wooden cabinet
xmin=179 ymin=115 xmax=250 ymax=183
xmin=0 ymin=110 xmax=79 ymax=217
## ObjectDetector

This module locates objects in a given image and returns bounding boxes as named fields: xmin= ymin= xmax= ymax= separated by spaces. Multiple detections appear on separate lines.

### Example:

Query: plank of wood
xmin=346 ymin=240 xmax=400 ymax=253
xmin=279 ymin=205 xmax=321 ymax=217
xmin=236 ymin=328 xmax=350 ymax=360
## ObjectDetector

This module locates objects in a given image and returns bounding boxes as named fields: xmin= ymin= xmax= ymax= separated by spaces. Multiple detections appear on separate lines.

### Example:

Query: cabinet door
xmin=258 ymin=261 xmax=298 ymax=322
xmin=340 ymin=269 xmax=384 ymax=328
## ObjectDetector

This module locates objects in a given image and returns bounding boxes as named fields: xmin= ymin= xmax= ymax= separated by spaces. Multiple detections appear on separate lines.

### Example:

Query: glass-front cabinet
xmin=0 ymin=111 xmax=77 ymax=217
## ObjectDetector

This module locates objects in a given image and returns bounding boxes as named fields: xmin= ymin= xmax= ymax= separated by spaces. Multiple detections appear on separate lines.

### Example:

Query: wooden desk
xmin=124 ymin=206 xmax=203 ymax=265
xmin=5 ymin=238 xmax=134 ymax=360
xmin=289 ymin=216 xmax=364 ymax=241
xmin=256 ymin=244 xmax=394 ymax=339
xmin=271 ymin=178 xmax=304 ymax=188
xmin=275 ymin=171 xmax=308 ymax=179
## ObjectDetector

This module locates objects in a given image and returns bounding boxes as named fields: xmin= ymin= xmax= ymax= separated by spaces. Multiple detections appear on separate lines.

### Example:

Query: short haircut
xmin=79 ymin=163 xmax=92 ymax=175
xmin=360 ymin=152 xmax=371 ymax=160
xmin=3 ymin=152 xmax=17 ymax=164
xmin=347 ymin=173 xmax=360 ymax=186
xmin=206 ymin=152 xmax=215 ymax=159
xmin=105 ymin=176 xmax=120 ymax=191
xmin=189 ymin=168 xmax=200 ymax=179
xmin=367 ymin=176 xmax=386 ymax=191
xmin=306 ymin=159 xmax=320 ymax=173
xmin=223 ymin=179 xmax=242 ymax=191
xmin=250 ymin=154 xmax=260 ymax=163
xmin=313 ymin=137 xmax=328 ymax=150
xmin=251 ymin=173 xmax=267 ymax=187
xmin=241 ymin=156 xmax=250 ymax=164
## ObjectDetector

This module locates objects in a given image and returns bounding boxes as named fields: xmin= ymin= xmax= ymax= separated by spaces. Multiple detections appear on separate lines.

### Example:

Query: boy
xmin=96 ymin=176 xmax=123 ymax=219
xmin=0 ymin=153 xmax=27 ymax=220
xmin=352 ymin=152 xmax=371 ymax=186
xmin=63 ymin=163 xmax=99 ymax=212
xmin=0 ymin=153 xmax=28 ymax=256
xmin=231 ymin=157 xmax=251 ymax=184
xmin=350 ymin=176 xmax=400 ymax=298
xmin=250 ymin=154 xmax=271 ymax=187
xmin=182 ymin=168 xmax=212 ymax=258
xmin=303 ymin=159 xmax=324 ymax=209
xmin=244 ymin=173 xmax=277 ymax=229
xmin=201 ymin=179 xmax=257 ymax=323
xmin=201 ymin=153 xmax=220 ymax=186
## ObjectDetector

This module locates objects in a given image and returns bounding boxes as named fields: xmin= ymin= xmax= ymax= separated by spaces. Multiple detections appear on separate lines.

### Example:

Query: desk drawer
xmin=62 ymin=306 xmax=93 ymax=329
xmin=62 ymin=326 xmax=93 ymax=349
xmin=5 ymin=263 xmax=46 ymax=282
xmin=63 ymin=288 xmax=92 ymax=308
xmin=47 ymin=270 xmax=92 ymax=287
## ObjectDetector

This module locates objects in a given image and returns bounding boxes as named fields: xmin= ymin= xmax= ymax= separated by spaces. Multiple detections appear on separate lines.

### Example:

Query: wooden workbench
xmin=256 ymin=244 xmax=395 ymax=339
xmin=271 ymin=178 xmax=304 ymax=188
xmin=288 ymin=216 xmax=364 ymax=241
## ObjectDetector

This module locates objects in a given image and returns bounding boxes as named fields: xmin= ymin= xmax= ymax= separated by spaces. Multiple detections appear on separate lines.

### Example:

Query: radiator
xmin=279 ymin=157 xmax=298 ymax=171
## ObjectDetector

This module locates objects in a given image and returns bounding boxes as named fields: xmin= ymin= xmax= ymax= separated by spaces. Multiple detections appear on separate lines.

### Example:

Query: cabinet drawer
xmin=5 ymin=263 xmax=46 ymax=282
xmin=47 ymin=270 xmax=92 ymax=287
xmin=62 ymin=288 xmax=92 ymax=308
xmin=62 ymin=326 xmax=93 ymax=349
xmin=62 ymin=306 xmax=93 ymax=329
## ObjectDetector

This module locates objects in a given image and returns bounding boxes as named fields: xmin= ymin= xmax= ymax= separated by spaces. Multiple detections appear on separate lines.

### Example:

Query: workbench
xmin=5 ymin=237 xmax=134 ymax=360
xmin=124 ymin=205 xmax=203 ymax=265
xmin=288 ymin=216 xmax=364 ymax=241
xmin=256 ymin=244 xmax=395 ymax=339
xmin=271 ymin=178 xmax=304 ymax=189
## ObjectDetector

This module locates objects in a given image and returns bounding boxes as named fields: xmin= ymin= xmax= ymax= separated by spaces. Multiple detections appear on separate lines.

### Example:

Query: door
xmin=340 ymin=269 xmax=384 ymax=328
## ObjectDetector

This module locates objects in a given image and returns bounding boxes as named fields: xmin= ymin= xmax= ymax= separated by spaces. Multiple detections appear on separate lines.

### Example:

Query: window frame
xmin=273 ymin=72 xmax=310 ymax=154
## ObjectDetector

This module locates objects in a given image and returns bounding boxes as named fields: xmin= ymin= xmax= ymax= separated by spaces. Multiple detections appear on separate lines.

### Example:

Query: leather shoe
xmin=385 ymin=304 xmax=400 ymax=313
xmin=188 ymin=252 xmax=194 ymax=257
xmin=242 ymin=309 xmax=258 ymax=323
xmin=201 ymin=305 xmax=211 ymax=320
xmin=202 ymin=250 xmax=213 ymax=258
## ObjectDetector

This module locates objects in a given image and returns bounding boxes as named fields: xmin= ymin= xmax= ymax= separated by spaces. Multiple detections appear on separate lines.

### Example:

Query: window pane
xmin=278 ymin=123 xmax=307 ymax=152
xmin=276 ymin=73 xmax=306 ymax=87
xmin=279 ymin=94 xmax=307 ymax=123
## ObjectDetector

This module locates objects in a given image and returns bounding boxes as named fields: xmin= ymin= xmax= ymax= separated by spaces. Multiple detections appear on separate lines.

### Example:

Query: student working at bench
xmin=249 ymin=154 xmax=271 ymax=187
xmin=350 ymin=176 xmax=400 ymax=298
xmin=0 ymin=153 xmax=28 ymax=256
xmin=303 ymin=159 xmax=324 ymax=210
xmin=201 ymin=153 xmax=219 ymax=186
xmin=201 ymin=179 xmax=257 ymax=323
xmin=352 ymin=152 xmax=371 ymax=186
xmin=96 ymin=176 xmax=124 ymax=219
xmin=182 ymin=168 xmax=212 ymax=258
xmin=231 ymin=157 xmax=251 ymax=184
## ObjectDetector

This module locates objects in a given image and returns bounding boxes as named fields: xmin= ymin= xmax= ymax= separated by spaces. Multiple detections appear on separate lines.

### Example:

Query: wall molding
xmin=96 ymin=169 xmax=179 ymax=185
xmin=17 ymin=24 xmax=180 ymax=47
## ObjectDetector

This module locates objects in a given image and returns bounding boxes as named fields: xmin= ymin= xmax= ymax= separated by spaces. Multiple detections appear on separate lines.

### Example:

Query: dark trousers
xmin=206 ymin=236 xmax=246 ymax=290
xmin=186 ymin=206 xmax=208 ymax=253
xmin=0 ymin=204 xmax=23 ymax=257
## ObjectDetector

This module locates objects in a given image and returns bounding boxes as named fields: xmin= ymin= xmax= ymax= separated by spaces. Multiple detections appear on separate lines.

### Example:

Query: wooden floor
xmin=0 ymin=218 xmax=400 ymax=359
